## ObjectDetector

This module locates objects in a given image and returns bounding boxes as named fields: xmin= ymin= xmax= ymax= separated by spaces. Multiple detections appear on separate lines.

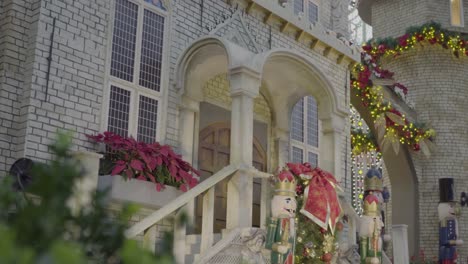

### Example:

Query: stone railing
xmin=124 ymin=164 xmax=274 ymax=263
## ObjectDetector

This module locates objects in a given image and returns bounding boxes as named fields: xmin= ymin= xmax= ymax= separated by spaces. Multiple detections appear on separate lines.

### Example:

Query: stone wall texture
xmin=361 ymin=0 xmax=468 ymax=258
xmin=382 ymin=45 xmax=468 ymax=258
xmin=370 ymin=0 xmax=468 ymax=39
xmin=0 ymin=0 xmax=354 ymax=257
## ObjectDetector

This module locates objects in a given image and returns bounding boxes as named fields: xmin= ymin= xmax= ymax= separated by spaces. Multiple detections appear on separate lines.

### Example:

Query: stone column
xmin=174 ymin=97 xmax=199 ymax=264
xmin=392 ymin=224 xmax=409 ymax=264
xmin=273 ymin=128 xmax=290 ymax=169
xmin=69 ymin=151 xmax=102 ymax=215
xmin=226 ymin=66 xmax=261 ymax=229
xmin=319 ymin=114 xmax=346 ymax=182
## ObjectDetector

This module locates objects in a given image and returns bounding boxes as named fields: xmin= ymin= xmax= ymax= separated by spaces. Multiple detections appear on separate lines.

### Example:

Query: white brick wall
xmin=4 ymin=0 xmax=110 ymax=169
xmin=370 ymin=0 xmax=468 ymax=39
xmin=382 ymin=44 xmax=468 ymax=258
xmin=0 ymin=0 xmax=353 ymax=251
xmin=0 ymin=0 xmax=36 ymax=175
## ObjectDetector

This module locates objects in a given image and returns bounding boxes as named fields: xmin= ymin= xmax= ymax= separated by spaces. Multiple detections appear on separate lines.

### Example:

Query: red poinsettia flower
xmin=87 ymin=132 xmax=199 ymax=192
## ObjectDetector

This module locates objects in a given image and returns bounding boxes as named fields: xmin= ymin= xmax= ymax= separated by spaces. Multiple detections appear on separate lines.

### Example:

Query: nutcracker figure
xmin=364 ymin=167 xmax=391 ymax=249
xmin=438 ymin=178 xmax=463 ymax=264
xmin=359 ymin=193 xmax=384 ymax=264
xmin=266 ymin=169 xmax=297 ymax=264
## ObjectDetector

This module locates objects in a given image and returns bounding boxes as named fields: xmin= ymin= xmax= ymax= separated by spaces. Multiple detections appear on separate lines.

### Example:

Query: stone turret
xmin=358 ymin=0 xmax=468 ymax=38
xmin=358 ymin=0 xmax=468 ymax=259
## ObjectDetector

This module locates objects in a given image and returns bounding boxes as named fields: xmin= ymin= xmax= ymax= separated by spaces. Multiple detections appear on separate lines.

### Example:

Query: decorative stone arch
xmin=174 ymin=36 xmax=257 ymax=101
xmin=351 ymin=93 xmax=419 ymax=256
xmin=174 ymin=35 xmax=267 ymax=237
xmin=253 ymin=49 xmax=347 ymax=180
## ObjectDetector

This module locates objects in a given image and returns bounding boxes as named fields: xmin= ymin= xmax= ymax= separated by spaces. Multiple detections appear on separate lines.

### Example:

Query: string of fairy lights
xmin=350 ymin=22 xmax=468 ymax=214
xmin=350 ymin=106 xmax=382 ymax=215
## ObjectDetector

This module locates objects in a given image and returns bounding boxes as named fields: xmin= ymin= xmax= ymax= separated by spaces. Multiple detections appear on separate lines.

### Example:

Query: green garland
xmin=293 ymin=173 xmax=341 ymax=263
xmin=349 ymin=22 xmax=468 ymax=155
xmin=351 ymin=129 xmax=379 ymax=156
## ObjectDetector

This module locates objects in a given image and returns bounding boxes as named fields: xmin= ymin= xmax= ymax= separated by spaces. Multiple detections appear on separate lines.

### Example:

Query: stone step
xmin=184 ymin=233 xmax=223 ymax=262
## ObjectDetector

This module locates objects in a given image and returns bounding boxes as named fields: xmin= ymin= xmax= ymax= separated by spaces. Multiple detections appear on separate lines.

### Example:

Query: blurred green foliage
xmin=0 ymin=132 xmax=175 ymax=263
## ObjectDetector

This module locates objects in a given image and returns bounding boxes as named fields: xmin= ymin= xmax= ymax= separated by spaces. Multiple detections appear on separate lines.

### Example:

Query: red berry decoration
xmin=322 ymin=253 xmax=332 ymax=262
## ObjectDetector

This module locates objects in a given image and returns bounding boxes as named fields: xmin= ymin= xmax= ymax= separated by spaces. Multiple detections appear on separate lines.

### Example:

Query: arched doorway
xmin=196 ymin=122 xmax=266 ymax=233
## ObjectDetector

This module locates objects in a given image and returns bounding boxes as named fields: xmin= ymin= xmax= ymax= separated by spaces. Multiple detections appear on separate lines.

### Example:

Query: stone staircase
xmin=185 ymin=233 xmax=223 ymax=264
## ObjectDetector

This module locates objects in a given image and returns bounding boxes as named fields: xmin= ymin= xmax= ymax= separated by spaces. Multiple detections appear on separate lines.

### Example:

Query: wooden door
xmin=197 ymin=122 xmax=266 ymax=233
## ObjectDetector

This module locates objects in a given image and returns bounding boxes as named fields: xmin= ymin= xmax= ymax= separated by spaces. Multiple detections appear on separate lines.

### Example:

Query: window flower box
xmin=97 ymin=175 xmax=182 ymax=209
xmin=87 ymin=132 xmax=199 ymax=195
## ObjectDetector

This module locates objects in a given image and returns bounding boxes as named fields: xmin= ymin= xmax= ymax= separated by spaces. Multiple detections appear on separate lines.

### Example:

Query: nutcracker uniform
xmin=266 ymin=170 xmax=297 ymax=264
xmin=438 ymin=178 xmax=462 ymax=264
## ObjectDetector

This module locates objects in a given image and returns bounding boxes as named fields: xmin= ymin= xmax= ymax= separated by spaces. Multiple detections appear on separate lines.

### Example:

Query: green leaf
xmin=49 ymin=242 xmax=86 ymax=264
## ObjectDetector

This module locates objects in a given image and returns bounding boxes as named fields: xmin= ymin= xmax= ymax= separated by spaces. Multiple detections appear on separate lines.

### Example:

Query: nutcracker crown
xmin=364 ymin=167 xmax=383 ymax=192
xmin=273 ymin=169 xmax=297 ymax=197
xmin=363 ymin=193 xmax=380 ymax=217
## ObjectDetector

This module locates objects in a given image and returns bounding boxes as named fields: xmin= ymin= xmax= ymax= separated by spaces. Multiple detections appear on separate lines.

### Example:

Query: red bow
xmin=287 ymin=163 xmax=342 ymax=233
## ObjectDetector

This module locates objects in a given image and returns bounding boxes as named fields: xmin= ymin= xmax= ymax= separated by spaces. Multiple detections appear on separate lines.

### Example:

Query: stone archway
xmin=351 ymin=93 xmax=419 ymax=256
xmin=253 ymin=49 xmax=348 ymax=180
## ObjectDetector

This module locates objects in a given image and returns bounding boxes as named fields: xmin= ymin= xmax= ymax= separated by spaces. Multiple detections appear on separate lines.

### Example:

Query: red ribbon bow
xmin=287 ymin=163 xmax=342 ymax=233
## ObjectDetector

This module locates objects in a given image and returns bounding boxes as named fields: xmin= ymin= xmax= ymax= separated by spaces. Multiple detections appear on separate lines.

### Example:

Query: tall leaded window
xmin=294 ymin=0 xmax=319 ymax=23
xmin=294 ymin=0 xmax=305 ymax=15
xmin=308 ymin=1 xmax=319 ymax=23
xmin=450 ymin=0 xmax=464 ymax=27
xmin=106 ymin=0 xmax=167 ymax=143
xmin=290 ymin=96 xmax=319 ymax=167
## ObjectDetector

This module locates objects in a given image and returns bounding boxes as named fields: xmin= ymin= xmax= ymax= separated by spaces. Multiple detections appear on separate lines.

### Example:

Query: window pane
xmin=308 ymin=152 xmax=318 ymax=167
xmin=291 ymin=98 xmax=304 ymax=142
xmin=144 ymin=0 xmax=166 ymax=10
xmin=451 ymin=0 xmax=463 ymax=26
xmin=294 ymin=0 xmax=304 ymax=15
xmin=306 ymin=96 xmax=318 ymax=147
xmin=308 ymin=1 xmax=318 ymax=23
xmin=110 ymin=0 xmax=138 ymax=82
xmin=137 ymin=96 xmax=158 ymax=143
xmin=108 ymin=86 xmax=131 ymax=137
xmin=139 ymin=9 xmax=165 ymax=91
xmin=292 ymin=147 xmax=304 ymax=163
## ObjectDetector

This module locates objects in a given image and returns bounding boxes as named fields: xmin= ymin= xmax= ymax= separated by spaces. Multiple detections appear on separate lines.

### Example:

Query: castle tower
xmin=358 ymin=0 xmax=468 ymax=258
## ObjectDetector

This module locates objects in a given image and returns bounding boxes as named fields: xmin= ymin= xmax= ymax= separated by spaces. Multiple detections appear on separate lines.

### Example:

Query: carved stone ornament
xmin=197 ymin=228 xmax=269 ymax=264
xmin=337 ymin=243 xmax=360 ymax=264
xmin=206 ymin=4 xmax=267 ymax=53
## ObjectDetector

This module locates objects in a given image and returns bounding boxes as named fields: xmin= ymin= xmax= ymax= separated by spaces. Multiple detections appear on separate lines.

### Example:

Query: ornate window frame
xmin=101 ymin=0 xmax=171 ymax=143
xmin=294 ymin=0 xmax=320 ymax=23
xmin=290 ymin=96 xmax=320 ymax=166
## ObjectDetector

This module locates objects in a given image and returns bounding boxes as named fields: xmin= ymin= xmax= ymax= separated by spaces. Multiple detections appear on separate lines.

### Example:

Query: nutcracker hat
xmin=364 ymin=166 xmax=383 ymax=192
xmin=273 ymin=169 xmax=297 ymax=197
xmin=363 ymin=193 xmax=380 ymax=217
xmin=439 ymin=178 xmax=456 ymax=203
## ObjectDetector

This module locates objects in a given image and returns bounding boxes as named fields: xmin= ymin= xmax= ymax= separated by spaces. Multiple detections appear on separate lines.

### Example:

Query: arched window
xmin=290 ymin=96 xmax=319 ymax=166
xmin=104 ymin=0 xmax=169 ymax=143
xmin=450 ymin=0 xmax=464 ymax=26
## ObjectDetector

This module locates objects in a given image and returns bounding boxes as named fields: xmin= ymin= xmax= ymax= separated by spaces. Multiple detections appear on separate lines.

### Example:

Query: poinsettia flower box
xmin=87 ymin=132 xmax=200 ymax=194
xmin=97 ymin=175 xmax=182 ymax=209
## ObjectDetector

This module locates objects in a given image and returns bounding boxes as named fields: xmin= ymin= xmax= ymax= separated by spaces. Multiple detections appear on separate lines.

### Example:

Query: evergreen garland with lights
xmin=294 ymin=177 xmax=341 ymax=263
xmin=284 ymin=163 xmax=343 ymax=263
xmin=350 ymin=21 xmax=468 ymax=213
xmin=349 ymin=22 xmax=468 ymax=155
